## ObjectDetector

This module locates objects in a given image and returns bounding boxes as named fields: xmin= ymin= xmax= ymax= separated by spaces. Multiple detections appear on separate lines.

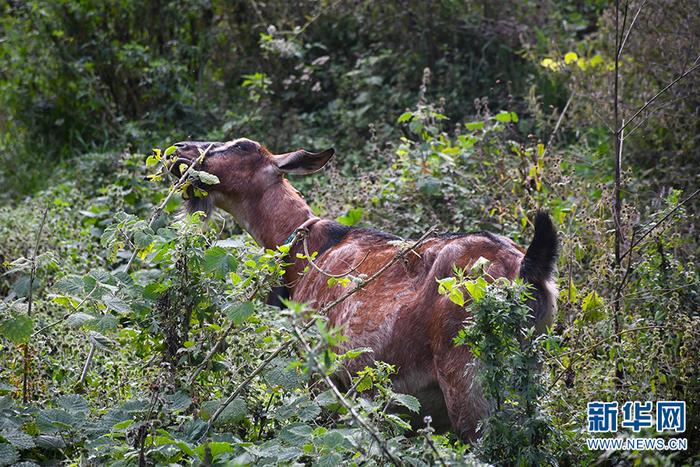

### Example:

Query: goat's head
xmin=170 ymin=138 xmax=334 ymax=217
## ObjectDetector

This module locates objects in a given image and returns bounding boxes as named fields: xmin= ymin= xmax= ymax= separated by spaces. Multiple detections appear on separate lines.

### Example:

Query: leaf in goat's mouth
xmin=189 ymin=170 xmax=220 ymax=186
xmin=178 ymin=169 xmax=220 ymax=200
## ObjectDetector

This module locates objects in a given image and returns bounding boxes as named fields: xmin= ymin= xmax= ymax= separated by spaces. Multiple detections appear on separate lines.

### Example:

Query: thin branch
xmin=291 ymin=321 xmax=401 ymax=465
xmin=617 ymin=0 xmax=648 ymax=58
xmin=302 ymin=233 xmax=371 ymax=279
xmin=22 ymin=207 xmax=48 ymax=403
xmin=419 ymin=423 xmax=448 ymax=467
xmin=542 ymin=91 xmax=575 ymax=159
xmin=78 ymin=343 xmax=96 ymax=386
xmin=619 ymin=188 xmax=699 ymax=261
xmin=620 ymin=57 xmax=700 ymax=133
xmin=31 ymin=285 xmax=98 ymax=337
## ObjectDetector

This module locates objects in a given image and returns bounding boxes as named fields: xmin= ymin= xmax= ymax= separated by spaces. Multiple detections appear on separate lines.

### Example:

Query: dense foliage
xmin=1 ymin=0 xmax=698 ymax=465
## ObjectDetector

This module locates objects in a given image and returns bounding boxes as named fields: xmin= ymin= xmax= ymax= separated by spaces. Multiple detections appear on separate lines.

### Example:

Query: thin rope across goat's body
xmin=300 ymin=228 xmax=371 ymax=279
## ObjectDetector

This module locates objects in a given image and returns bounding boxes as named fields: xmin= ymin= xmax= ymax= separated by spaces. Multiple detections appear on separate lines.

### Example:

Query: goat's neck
xmin=215 ymin=179 xmax=316 ymax=250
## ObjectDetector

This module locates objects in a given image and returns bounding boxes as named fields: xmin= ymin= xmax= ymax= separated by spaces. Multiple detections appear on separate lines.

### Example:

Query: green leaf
xmin=54 ymin=275 xmax=85 ymax=295
xmin=581 ymin=291 xmax=605 ymax=322
xmin=112 ymin=419 xmax=133 ymax=430
xmin=203 ymin=247 xmax=238 ymax=276
xmin=65 ymin=312 xmax=95 ymax=328
xmin=225 ymin=301 xmax=255 ymax=325
xmin=37 ymin=409 xmax=80 ymax=433
xmin=397 ymin=111 xmax=414 ymax=123
xmin=0 ymin=314 xmax=34 ymax=344
xmin=495 ymin=111 xmax=519 ymax=123
xmin=201 ymin=398 xmax=247 ymax=426
xmin=165 ymin=391 xmax=192 ymax=413
xmin=0 ymin=443 xmax=18 ymax=466
xmin=190 ymin=170 xmax=220 ymax=185
xmin=164 ymin=145 xmax=178 ymax=157
xmin=57 ymin=394 xmax=88 ymax=413
xmin=337 ymin=207 xmax=363 ymax=226
xmin=408 ymin=120 xmax=423 ymax=134
xmin=264 ymin=358 xmax=305 ymax=390
xmin=89 ymin=331 xmax=114 ymax=349
xmin=316 ymin=453 xmax=343 ymax=467
xmin=0 ymin=429 xmax=35 ymax=449
xmin=465 ymin=280 xmax=486 ymax=302
xmin=279 ymin=423 xmax=313 ymax=444
xmin=194 ymin=441 xmax=234 ymax=459
xmin=385 ymin=413 xmax=412 ymax=430
xmin=103 ymin=293 xmax=130 ymax=314
xmin=469 ymin=256 xmax=491 ymax=275
xmin=145 ymin=155 xmax=159 ymax=167
xmin=448 ymin=288 xmax=465 ymax=306
xmin=34 ymin=435 xmax=66 ymax=449
xmin=465 ymin=121 xmax=485 ymax=131
xmin=393 ymin=393 xmax=421 ymax=413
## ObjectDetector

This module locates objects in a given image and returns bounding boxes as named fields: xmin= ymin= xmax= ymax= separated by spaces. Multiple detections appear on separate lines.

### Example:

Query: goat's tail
xmin=519 ymin=211 xmax=559 ymax=329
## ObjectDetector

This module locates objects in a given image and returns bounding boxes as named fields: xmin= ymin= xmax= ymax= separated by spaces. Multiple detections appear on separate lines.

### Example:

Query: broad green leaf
xmin=54 ymin=275 xmax=85 ymax=295
xmin=397 ymin=111 xmax=414 ymax=123
xmin=89 ymin=331 xmax=114 ymax=349
xmin=225 ymin=301 xmax=254 ymax=325
xmin=57 ymin=394 xmax=88 ymax=413
xmin=449 ymin=288 xmax=465 ymax=306
xmin=316 ymin=453 xmax=343 ymax=467
xmin=201 ymin=398 xmax=247 ymax=426
xmin=469 ymin=256 xmax=491 ymax=275
xmin=393 ymin=393 xmax=421 ymax=413
xmin=36 ymin=409 xmax=79 ymax=433
xmin=34 ymin=434 xmax=66 ymax=449
xmin=203 ymin=246 xmax=238 ymax=276
xmin=65 ymin=312 xmax=95 ymax=328
xmin=165 ymin=391 xmax=192 ymax=412
xmin=112 ymin=419 xmax=133 ymax=430
xmin=337 ymin=207 xmax=363 ymax=226
xmin=0 ymin=443 xmax=18 ymax=465
xmin=582 ymin=291 xmax=605 ymax=322
xmin=465 ymin=121 xmax=485 ymax=131
xmin=163 ymin=145 xmax=178 ymax=157
xmin=103 ymin=293 xmax=130 ymax=314
xmin=564 ymin=51 xmax=578 ymax=64
xmin=0 ymin=314 xmax=33 ymax=344
xmin=194 ymin=441 xmax=233 ymax=459
xmin=191 ymin=170 xmax=220 ymax=185
xmin=279 ymin=423 xmax=313 ymax=445
xmin=409 ymin=120 xmax=423 ymax=134
xmin=465 ymin=280 xmax=486 ymax=302
xmin=264 ymin=358 xmax=305 ymax=390
xmin=0 ymin=429 xmax=35 ymax=449
xmin=495 ymin=111 xmax=519 ymax=123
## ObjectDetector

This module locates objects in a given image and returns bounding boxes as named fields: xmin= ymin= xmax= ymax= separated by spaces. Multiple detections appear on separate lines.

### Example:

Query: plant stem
xmin=22 ymin=207 xmax=48 ymax=404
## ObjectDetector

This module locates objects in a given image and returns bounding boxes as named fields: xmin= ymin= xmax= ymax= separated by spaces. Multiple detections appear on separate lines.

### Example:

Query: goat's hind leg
xmin=433 ymin=345 xmax=489 ymax=442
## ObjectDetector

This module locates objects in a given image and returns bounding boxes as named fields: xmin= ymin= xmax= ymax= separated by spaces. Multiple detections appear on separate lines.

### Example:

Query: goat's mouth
xmin=169 ymin=156 xmax=196 ymax=179
xmin=168 ymin=155 xmax=214 ymax=218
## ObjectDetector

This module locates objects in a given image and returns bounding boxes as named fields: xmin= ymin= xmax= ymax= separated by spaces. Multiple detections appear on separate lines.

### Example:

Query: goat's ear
xmin=273 ymin=148 xmax=335 ymax=175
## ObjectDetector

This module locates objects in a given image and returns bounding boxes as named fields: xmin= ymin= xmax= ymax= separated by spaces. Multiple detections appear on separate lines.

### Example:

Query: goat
xmin=171 ymin=138 xmax=558 ymax=441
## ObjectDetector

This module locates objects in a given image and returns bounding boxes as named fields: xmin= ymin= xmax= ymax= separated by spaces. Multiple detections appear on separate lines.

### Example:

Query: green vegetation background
xmin=0 ymin=1 xmax=698 ymax=465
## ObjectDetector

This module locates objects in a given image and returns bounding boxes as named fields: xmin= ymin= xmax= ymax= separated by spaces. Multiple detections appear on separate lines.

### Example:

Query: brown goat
xmin=171 ymin=138 xmax=558 ymax=441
